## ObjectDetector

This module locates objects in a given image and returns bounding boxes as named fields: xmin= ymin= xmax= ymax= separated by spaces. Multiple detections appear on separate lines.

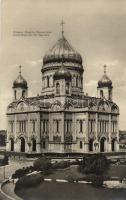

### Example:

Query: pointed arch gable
xmin=111 ymin=104 xmax=119 ymax=113
xmin=51 ymin=100 xmax=62 ymax=111
xmin=88 ymin=100 xmax=97 ymax=111
xmin=97 ymin=99 xmax=110 ymax=112
xmin=64 ymin=100 xmax=74 ymax=110
xmin=16 ymin=100 xmax=29 ymax=112
xmin=30 ymin=102 xmax=40 ymax=111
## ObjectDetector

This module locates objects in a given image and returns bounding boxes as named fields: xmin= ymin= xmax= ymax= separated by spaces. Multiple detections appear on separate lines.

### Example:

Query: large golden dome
xmin=43 ymin=35 xmax=82 ymax=65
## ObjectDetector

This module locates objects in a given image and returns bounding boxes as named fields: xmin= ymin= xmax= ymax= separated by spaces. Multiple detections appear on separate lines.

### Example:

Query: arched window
xmin=66 ymin=83 xmax=69 ymax=94
xmin=100 ymin=137 xmax=106 ymax=152
xmin=109 ymin=90 xmax=112 ymax=100
xmin=89 ymin=139 xmax=93 ymax=151
xmin=14 ymin=90 xmax=17 ymax=100
xmin=73 ymin=75 xmax=76 ymax=87
xmin=22 ymin=90 xmax=25 ymax=97
xmin=32 ymin=139 xmax=36 ymax=152
xmin=10 ymin=138 xmax=14 ymax=151
xmin=76 ymin=76 xmax=78 ymax=87
xmin=81 ymin=77 xmax=83 ymax=88
xmin=80 ymin=141 xmax=83 ymax=149
xmin=111 ymin=139 xmax=117 ymax=152
xmin=47 ymin=76 xmax=49 ymax=87
xmin=56 ymin=82 xmax=60 ymax=95
xmin=100 ymin=90 xmax=103 ymax=98
xmin=80 ymin=120 xmax=83 ymax=132
xmin=43 ymin=141 xmax=46 ymax=149
xmin=20 ymin=137 xmax=25 ymax=152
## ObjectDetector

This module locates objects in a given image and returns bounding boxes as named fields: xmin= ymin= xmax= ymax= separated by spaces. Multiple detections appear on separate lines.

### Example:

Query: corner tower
xmin=13 ymin=66 xmax=28 ymax=100
xmin=97 ymin=65 xmax=113 ymax=101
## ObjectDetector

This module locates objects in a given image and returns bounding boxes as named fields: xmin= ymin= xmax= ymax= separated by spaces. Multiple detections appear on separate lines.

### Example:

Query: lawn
xmin=16 ymin=181 xmax=126 ymax=200
xmin=44 ymin=164 xmax=126 ymax=180
xmin=15 ymin=164 xmax=126 ymax=200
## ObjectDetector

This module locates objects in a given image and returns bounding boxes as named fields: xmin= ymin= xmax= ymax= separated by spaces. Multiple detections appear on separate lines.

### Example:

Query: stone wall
xmin=0 ymin=161 xmax=33 ymax=182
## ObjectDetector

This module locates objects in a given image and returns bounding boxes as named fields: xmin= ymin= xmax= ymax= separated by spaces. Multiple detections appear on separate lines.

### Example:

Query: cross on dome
xmin=19 ymin=65 xmax=22 ymax=75
xmin=60 ymin=20 xmax=65 ymax=37
xmin=104 ymin=65 xmax=107 ymax=74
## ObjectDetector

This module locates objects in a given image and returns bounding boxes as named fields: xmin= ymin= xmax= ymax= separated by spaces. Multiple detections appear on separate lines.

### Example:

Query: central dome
xmin=43 ymin=35 xmax=82 ymax=65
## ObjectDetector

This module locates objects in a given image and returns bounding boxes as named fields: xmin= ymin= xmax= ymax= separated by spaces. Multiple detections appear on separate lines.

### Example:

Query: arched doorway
xmin=10 ymin=138 xmax=14 ymax=151
xmin=89 ymin=139 xmax=93 ymax=151
xmin=111 ymin=139 xmax=116 ymax=152
xmin=32 ymin=139 xmax=36 ymax=152
xmin=100 ymin=137 xmax=106 ymax=152
xmin=20 ymin=137 xmax=25 ymax=152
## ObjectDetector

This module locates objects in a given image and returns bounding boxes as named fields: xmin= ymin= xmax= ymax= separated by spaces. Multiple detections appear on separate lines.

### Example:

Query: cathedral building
xmin=6 ymin=28 xmax=119 ymax=154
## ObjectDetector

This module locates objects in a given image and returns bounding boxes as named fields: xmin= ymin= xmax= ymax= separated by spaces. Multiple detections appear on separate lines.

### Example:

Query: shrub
xmin=79 ymin=154 xmax=110 ymax=175
xmin=33 ymin=157 xmax=52 ymax=174
xmin=78 ymin=154 xmax=110 ymax=187
xmin=12 ymin=166 xmax=34 ymax=179
xmin=70 ymin=159 xmax=81 ymax=165
xmin=15 ymin=173 xmax=43 ymax=190
xmin=67 ymin=175 xmax=74 ymax=183
xmin=52 ymin=160 xmax=71 ymax=169
xmin=86 ymin=174 xmax=104 ymax=187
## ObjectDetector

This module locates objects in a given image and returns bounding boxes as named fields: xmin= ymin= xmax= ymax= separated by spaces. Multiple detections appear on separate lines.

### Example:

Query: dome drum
xmin=53 ymin=66 xmax=72 ymax=81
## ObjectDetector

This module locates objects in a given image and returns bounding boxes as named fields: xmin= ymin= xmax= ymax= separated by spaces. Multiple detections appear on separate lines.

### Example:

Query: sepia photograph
xmin=0 ymin=0 xmax=126 ymax=199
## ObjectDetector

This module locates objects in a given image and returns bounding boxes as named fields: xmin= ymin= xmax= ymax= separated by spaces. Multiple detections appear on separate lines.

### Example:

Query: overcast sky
xmin=0 ymin=0 xmax=126 ymax=130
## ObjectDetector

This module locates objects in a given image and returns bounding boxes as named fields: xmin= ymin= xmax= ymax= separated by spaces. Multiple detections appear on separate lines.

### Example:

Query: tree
xmin=79 ymin=154 xmax=110 ymax=186
xmin=33 ymin=156 xmax=52 ymax=174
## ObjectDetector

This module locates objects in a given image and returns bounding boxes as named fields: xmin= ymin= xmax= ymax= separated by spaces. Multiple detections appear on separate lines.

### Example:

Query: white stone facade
xmin=6 ymin=33 xmax=119 ymax=154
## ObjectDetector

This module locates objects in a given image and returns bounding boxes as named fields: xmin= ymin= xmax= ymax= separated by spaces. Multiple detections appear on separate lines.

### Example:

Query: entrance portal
xmin=10 ymin=138 xmax=14 ymax=151
xmin=32 ymin=139 xmax=36 ymax=152
xmin=89 ymin=139 xmax=93 ymax=151
xmin=111 ymin=139 xmax=116 ymax=152
xmin=20 ymin=137 xmax=25 ymax=152
xmin=100 ymin=137 xmax=106 ymax=152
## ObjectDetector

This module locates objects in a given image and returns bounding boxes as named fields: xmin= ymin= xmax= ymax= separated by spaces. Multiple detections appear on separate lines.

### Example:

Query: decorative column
xmin=95 ymin=113 xmax=99 ymax=152
xmin=14 ymin=114 xmax=19 ymax=151
xmin=27 ymin=113 xmax=31 ymax=152
xmin=84 ymin=112 xmax=89 ymax=152
xmin=61 ymin=113 xmax=64 ymax=153
xmin=71 ymin=113 xmax=76 ymax=152
xmin=108 ymin=114 xmax=111 ymax=152
xmin=116 ymin=115 xmax=119 ymax=151
xmin=36 ymin=113 xmax=41 ymax=153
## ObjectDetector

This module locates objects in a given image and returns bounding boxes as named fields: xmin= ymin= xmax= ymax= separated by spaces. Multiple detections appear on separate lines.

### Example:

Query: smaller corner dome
xmin=13 ymin=66 xmax=28 ymax=89
xmin=98 ymin=65 xmax=112 ymax=88
xmin=53 ymin=64 xmax=72 ymax=81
